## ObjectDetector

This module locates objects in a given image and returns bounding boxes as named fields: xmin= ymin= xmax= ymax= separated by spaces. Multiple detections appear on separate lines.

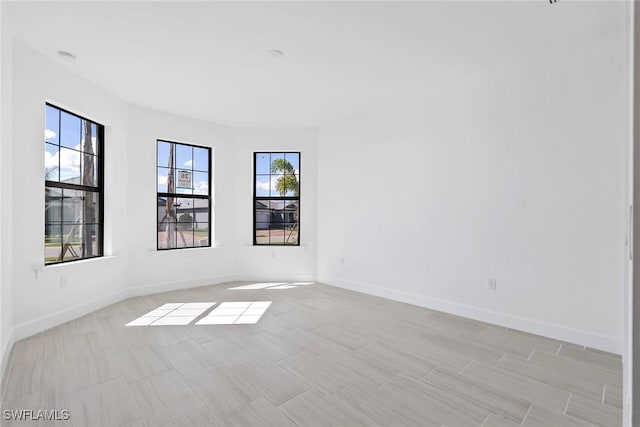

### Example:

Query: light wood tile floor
xmin=0 ymin=282 xmax=622 ymax=426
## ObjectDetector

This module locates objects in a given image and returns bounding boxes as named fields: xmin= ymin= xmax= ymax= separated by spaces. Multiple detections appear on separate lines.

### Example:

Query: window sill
xmin=149 ymin=245 xmax=224 ymax=254
xmin=245 ymin=243 xmax=307 ymax=248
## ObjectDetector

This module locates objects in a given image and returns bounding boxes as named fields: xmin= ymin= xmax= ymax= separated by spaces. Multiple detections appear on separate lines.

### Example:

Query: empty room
xmin=0 ymin=1 xmax=634 ymax=426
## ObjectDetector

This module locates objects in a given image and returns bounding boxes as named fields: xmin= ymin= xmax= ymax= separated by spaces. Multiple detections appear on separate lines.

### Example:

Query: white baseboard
xmin=128 ymin=273 xmax=238 ymax=297
xmin=0 ymin=328 xmax=15 ymax=401
xmin=11 ymin=273 xmax=238 ymax=343
xmin=11 ymin=288 xmax=131 ymax=343
xmin=232 ymin=274 xmax=317 ymax=283
xmin=320 ymin=275 xmax=622 ymax=355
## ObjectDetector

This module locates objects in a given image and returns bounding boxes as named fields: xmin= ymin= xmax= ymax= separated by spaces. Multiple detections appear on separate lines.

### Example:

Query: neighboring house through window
xmin=157 ymin=140 xmax=211 ymax=249
xmin=254 ymin=152 xmax=300 ymax=245
xmin=44 ymin=104 xmax=104 ymax=264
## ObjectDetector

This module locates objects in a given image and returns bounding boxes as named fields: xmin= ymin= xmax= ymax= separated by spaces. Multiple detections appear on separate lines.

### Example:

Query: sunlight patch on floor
xmin=228 ymin=282 xmax=315 ymax=290
xmin=196 ymin=301 xmax=272 ymax=325
xmin=125 ymin=302 xmax=216 ymax=326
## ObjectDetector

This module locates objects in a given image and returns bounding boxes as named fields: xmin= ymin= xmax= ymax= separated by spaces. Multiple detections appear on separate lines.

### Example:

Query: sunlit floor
xmin=1 ymin=281 xmax=622 ymax=426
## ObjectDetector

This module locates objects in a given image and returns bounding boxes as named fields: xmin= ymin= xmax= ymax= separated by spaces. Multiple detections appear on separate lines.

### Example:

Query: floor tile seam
xmin=458 ymin=368 xmax=579 ymax=416
xmin=478 ymin=412 xmax=491 ymax=427
xmin=124 ymin=374 xmax=146 ymax=425
xmin=518 ymin=401 xmax=534 ymax=426
xmin=500 ymin=353 xmax=619 ymax=391
xmin=493 ymin=365 xmax=608 ymax=402
xmin=274 ymin=357 xmax=328 ymax=396
xmin=551 ymin=353 xmax=623 ymax=375
xmin=530 ymin=349 xmax=623 ymax=377
xmin=419 ymin=370 xmax=536 ymax=425
xmin=0 ymin=345 xmax=18 ymax=404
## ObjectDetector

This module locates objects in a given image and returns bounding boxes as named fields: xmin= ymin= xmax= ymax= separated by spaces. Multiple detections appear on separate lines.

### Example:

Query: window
xmin=157 ymin=140 xmax=211 ymax=250
xmin=254 ymin=152 xmax=300 ymax=245
xmin=44 ymin=104 xmax=104 ymax=264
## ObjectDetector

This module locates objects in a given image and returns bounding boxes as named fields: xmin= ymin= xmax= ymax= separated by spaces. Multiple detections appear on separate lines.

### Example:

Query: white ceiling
xmin=4 ymin=1 xmax=625 ymax=128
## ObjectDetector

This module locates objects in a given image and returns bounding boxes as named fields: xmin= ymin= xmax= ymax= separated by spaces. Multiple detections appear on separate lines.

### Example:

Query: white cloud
xmin=45 ymin=129 xmax=57 ymax=140
xmin=44 ymin=143 xmax=94 ymax=180
xmin=256 ymin=180 xmax=271 ymax=191
xmin=256 ymin=173 xmax=299 ymax=194
xmin=44 ymin=151 xmax=57 ymax=169
xmin=184 ymin=160 xmax=193 ymax=167
xmin=193 ymin=181 xmax=209 ymax=195
xmin=158 ymin=175 xmax=168 ymax=185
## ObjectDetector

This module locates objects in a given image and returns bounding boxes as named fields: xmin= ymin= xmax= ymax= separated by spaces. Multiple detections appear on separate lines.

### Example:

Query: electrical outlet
xmin=340 ymin=257 xmax=345 ymax=266
xmin=488 ymin=278 xmax=496 ymax=290
xmin=60 ymin=277 xmax=67 ymax=289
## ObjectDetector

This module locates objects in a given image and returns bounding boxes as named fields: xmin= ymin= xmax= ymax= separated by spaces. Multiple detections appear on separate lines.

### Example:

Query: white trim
xmin=10 ymin=273 xmax=237 ymax=343
xmin=320 ymin=275 xmax=622 ymax=355
xmin=233 ymin=274 xmax=317 ymax=283
xmin=11 ymin=288 xmax=130 ymax=342
xmin=128 ymin=273 xmax=237 ymax=297
xmin=0 ymin=328 xmax=15 ymax=401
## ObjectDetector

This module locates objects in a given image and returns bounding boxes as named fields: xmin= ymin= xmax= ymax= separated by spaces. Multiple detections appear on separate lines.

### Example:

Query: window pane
xmin=61 ymin=190 xmax=99 ymax=224
xmin=88 ymin=223 xmax=102 ymax=257
xmin=193 ymin=199 xmax=209 ymax=223
xmin=157 ymin=219 xmax=177 ymax=249
xmin=279 ymin=174 xmax=299 ymax=197
xmin=270 ymin=174 xmax=284 ymax=196
xmin=270 ymin=153 xmax=285 ymax=173
xmin=59 ymin=147 xmax=80 ymax=184
xmin=45 ymin=187 xmax=62 ymax=223
xmin=194 ymin=223 xmax=209 ymax=246
xmin=44 ymin=105 xmax=104 ymax=264
xmin=85 ymin=192 xmax=100 ymax=224
xmin=45 ymin=105 xmax=59 ymax=144
xmin=193 ymin=171 xmax=208 ymax=195
xmin=90 ymin=123 xmax=99 ymax=155
xmin=176 ymin=169 xmax=193 ymax=194
xmin=255 ymin=226 xmax=269 ymax=245
xmin=194 ymin=147 xmax=209 ymax=172
xmin=284 ymin=222 xmax=299 ymax=245
xmin=253 ymin=150 xmax=300 ymax=246
xmin=81 ymin=153 xmax=98 ymax=187
xmin=176 ymin=197 xmax=195 ymax=223
xmin=177 ymin=222 xmax=194 ymax=248
xmin=256 ymin=175 xmax=271 ymax=197
xmin=157 ymin=167 xmax=168 ymax=192
xmin=176 ymin=144 xmax=193 ymax=170
xmin=156 ymin=140 xmax=210 ymax=250
xmin=158 ymin=196 xmax=177 ymax=223
xmin=61 ymin=190 xmax=79 ymax=223
xmin=45 ymin=143 xmax=59 ymax=181
xmin=270 ymin=229 xmax=284 ymax=245
xmin=164 ymin=168 xmax=178 ymax=193
xmin=255 ymin=201 xmax=270 ymax=223
xmin=60 ymin=111 xmax=81 ymax=149
xmin=158 ymin=222 xmax=178 ymax=249
xmin=157 ymin=141 xmax=172 ymax=167
xmin=44 ymin=223 xmax=61 ymax=264
xmin=285 ymin=152 xmax=299 ymax=171
xmin=79 ymin=120 xmax=96 ymax=155
xmin=256 ymin=152 xmax=270 ymax=174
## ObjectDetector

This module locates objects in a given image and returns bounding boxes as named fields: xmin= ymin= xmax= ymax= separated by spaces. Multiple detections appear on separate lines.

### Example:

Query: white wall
xmin=318 ymin=29 xmax=628 ymax=353
xmin=2 ymin=41 xmax=319 ymax=354
xmin=125 ymin=111 xmax=318 ymax=291
xmin=232 ymin=128 xmax=318 ymax=281
xmin=126 ymin=105 xmax=237 ymax=292
xmin=9 ymin=41 xmax=131 ymax=339
xmin=0 ymin=2 xmax=15 ymax=375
